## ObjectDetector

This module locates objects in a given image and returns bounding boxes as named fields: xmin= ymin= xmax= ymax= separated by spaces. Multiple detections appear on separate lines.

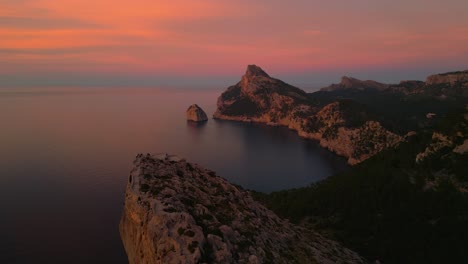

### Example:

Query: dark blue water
xmin=0 ymin=87 xmax=348 ymax=263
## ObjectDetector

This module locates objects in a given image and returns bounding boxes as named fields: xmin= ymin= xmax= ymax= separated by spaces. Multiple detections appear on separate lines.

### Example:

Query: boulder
xmin=186 ymin=104 xmax=208 ymax=122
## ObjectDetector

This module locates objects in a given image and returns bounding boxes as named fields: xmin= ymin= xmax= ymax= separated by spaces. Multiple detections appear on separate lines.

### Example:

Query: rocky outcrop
xmin=187 ymin=104 xmax=208 ymax=122
xmin=416 ymin=106 xmax=468 ymax=162
xmin=416 ymin=132 xmax=453 ymax=163
xmin=297 ymin=102 xmax=402 ymax=165
xmin=320 ymin=76 xmax=388 ymax=92
xmin=214 ymin=65 xmax=402 ymax=164
xmin=426 ymin=71 xmax=468 ymax=86
xmin=387 ymin=70 xmax=468 ymax=97
xmin=120 ymin=153 xmax=365 ymax=264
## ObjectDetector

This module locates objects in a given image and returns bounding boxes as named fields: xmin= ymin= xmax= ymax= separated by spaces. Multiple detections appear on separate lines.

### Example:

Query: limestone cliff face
xmin=186 ymin=104 xmax=208 ymax=122
xmin=214 ymin=65 xmax=310 ymax=122
xmin=120 ymin=153 xmax=365 ymax=264
xmin=387 ymin=70 xmax=468 ymax=97
xmin=214 ymin=65 xmax=402 ymax=164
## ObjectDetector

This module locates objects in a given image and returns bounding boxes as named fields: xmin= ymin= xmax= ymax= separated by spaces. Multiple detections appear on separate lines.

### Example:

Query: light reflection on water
xmin=0 ymin=87 xmax=348 ymax=263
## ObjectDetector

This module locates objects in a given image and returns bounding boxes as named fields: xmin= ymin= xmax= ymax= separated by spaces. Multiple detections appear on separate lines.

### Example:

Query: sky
xmin=1 ymin=0 xmax=468 ymax=89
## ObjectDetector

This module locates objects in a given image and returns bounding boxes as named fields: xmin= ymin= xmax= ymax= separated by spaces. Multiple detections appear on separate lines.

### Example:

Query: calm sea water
xmin=0 ymin=87 xmax=348 ymax=263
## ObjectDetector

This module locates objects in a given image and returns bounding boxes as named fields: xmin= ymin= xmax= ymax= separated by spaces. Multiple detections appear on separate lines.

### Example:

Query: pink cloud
xmin=0 ymin=0 xmax=467 ymax=76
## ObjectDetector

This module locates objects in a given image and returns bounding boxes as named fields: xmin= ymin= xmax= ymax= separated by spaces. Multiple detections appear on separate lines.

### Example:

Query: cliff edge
xmin=120 ymin=153 xmax=365 ymax=264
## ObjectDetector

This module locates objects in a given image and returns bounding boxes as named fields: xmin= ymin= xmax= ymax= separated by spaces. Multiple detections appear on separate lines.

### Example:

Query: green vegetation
xmin=200 ymin=240 xmax=214 ymax=262
xmin=188 ymin=241 xmax=199 ymax=253
xmin=163 ymin=207 xmax=178 ymax=213
xmin=177 ymin=227 xmax=186 ymax=236
xmin=140 ymin=183 xmax=150 ymax=193
xmin=184 ymin=230 xmax=195 ymax=237
xmin=308 ymin=89 xmax=467 ymax=134
xmin=221 ymin=97 xmax=261 ymax=117
xmin=221 ymin=85 xmax=241 ymax=101
xmin=254 ymin=109 xmax=468 ymax=263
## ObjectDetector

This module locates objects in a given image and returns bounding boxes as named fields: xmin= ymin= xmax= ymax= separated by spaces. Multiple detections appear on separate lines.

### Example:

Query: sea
xmin=0 ymin=87 xmax=348 ymax=263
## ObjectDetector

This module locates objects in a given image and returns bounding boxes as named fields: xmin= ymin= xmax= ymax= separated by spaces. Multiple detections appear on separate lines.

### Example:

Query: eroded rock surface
xmin=187 ymin=104 xmax=208 ymax=122
xmin=120 ymin=153 xmax=365 ymax=264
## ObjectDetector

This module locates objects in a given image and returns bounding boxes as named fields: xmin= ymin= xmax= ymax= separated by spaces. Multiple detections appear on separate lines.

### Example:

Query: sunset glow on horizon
xmin=1 ymin=0 xmax=468 ymax=87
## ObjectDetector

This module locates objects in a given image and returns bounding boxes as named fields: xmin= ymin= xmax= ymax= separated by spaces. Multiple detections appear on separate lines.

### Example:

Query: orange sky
xmin=1 ymin=0 xmax=468 ymax=87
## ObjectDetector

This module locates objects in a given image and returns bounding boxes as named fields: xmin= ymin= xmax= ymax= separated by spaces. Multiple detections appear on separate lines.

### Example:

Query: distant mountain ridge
xmin=320 ymin=70 xmax=468 ymax=97
xmin=320 ymin=76 xmax=388 ymax=92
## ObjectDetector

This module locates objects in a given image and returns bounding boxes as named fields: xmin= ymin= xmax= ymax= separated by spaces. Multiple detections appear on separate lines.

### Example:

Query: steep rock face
xmin=187 ymin=104 xmax=208 ymax=122
xmin=214 ymin=65 xmax=402 ymax=164
xmin=120 ymin=153 xmax=365 ymax=264
xmin=297 ymin=102 xmax=402 ymax=165
xmin=387 ymin=71 xmax=468 ymax=97
xmin=320 ymin=76 xmax=388 ymax=92
xmin=214 ymin=65 xmax=310 ymax=122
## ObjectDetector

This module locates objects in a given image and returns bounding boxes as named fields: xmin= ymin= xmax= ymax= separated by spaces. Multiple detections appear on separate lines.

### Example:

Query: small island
xmin=186 ymin=104 xmax=208 ymax=122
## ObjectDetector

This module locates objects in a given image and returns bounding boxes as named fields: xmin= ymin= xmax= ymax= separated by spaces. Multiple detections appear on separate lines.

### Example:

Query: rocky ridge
xmin=387 ymin=70 xmax=468 ymax=97
xmin=426 ymin=71 xmax=468 ymax=86
xmin=320 ymin=76 xmax=388 ymax=92
xmin=120 ymin=153 xmax=365 ymax=264
xmin=214 ymin=65 xmax=402 ymax=165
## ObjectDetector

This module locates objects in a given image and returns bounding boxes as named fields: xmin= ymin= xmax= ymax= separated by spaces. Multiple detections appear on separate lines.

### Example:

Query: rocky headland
xmin=120 ymin=153 xmax=365 ymax=264
xmin=214 ymin=65 xmax=402 ymax=165
xmin=320 ymin=76 xmax=388 ymax=92
xmin=187 ymin=104 xmax=208 ymax=122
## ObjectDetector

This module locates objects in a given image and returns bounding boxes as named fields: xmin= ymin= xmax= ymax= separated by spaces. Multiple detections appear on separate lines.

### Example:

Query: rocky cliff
xmin=214 ymin=65 xmax=402 ymax=165
xmin=386 ymin=70 xmax=468 ymax=97
xmin=120 ymin=153 xmax=365 ymax=264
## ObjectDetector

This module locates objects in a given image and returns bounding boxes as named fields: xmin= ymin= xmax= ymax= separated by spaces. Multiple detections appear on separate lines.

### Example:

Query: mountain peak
xmin=245 ymin=65 xmax=270 ymax=78
xmin=340 ymin=76 xmax=358 ymax=87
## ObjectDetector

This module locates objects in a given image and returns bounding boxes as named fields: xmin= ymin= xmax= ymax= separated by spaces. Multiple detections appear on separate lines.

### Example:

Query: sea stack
xmin=186 ymin=104 xmax=208 ymax=122
xmin=119 ymin=153 xmax=365 ymax=264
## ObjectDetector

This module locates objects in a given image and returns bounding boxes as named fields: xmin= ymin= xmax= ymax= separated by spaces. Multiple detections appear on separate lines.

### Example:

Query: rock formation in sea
xmin=186 ymin=104 xmax=208 ymax=122
xmin=214 ymin=65 xmax=402 ymax=165
xmin=120 ymin=153 xmax=365 ymax=264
